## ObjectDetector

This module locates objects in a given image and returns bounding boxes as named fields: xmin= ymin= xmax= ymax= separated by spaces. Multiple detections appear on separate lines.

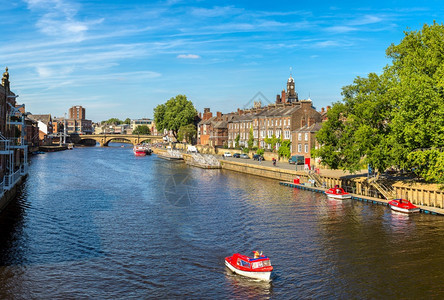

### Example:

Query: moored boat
xmin=225 ymin=251 xmax=273 ymax=281
xmin=388 ymin=199 xmax=420 ymax=213
xmin=133 ymin=144 xmax=150 ymax=156
xmin=325 ymin=186 xmax=351 ymax=199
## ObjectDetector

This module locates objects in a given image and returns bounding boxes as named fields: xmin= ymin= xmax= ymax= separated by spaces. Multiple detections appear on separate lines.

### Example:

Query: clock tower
xmin=286 ymin=75 xmax=298 ymax=103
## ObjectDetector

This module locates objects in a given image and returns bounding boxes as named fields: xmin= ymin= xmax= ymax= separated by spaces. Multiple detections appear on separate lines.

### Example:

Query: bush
xmin=257 ymin=148 xmax=265 ymax=155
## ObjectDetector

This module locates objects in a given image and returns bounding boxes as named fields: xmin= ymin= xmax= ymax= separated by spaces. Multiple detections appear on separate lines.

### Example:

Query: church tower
xmin=286 ymin=74 xmax=298 ymax=103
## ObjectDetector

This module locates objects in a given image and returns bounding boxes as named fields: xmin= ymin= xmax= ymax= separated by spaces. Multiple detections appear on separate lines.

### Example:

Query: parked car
xmin=253 ymin=154 xmax=264 ymax=161
xmin=233 ymin=153 xmax=241 ymax=158
xmin=288 ymin=155 xmax=304 ymax=165
xmin=240 ymin=154 xmax=250 ymax=159
xmin=223 ymin=152 xmax=232 ymax=157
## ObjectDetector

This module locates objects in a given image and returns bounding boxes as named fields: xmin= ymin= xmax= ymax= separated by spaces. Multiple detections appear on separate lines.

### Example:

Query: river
xmin=0 ymin=144 xmax=443 ymax=299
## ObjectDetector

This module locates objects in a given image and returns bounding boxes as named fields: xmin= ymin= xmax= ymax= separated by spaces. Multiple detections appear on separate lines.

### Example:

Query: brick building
xmin=0 ymin=67 xmax=28 ymax=197
xmin=66 ymin=105 xmax=92 ymax=134
xmin=197 ymin=108 xmax=233 ymax=147
xmin=227 ymin=76 xmax=322 ymax=151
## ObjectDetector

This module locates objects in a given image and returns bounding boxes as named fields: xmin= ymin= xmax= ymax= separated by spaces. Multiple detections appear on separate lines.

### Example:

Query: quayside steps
xmin=307 ymin=171 xmax=323 ymax=187
xmin=368 ymin=176 xmax=396 ymax=200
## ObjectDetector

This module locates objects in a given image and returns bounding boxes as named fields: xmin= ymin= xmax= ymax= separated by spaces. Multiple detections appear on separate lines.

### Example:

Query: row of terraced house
xmin=197 ymin=76 xmax=330 ymax=163
xmin=0 ymin=68 xmax=33 ymax=212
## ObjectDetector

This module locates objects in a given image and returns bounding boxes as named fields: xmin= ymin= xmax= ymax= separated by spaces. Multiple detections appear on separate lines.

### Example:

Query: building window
xmin=284 ymin=130 xmax=290 ymax=139
xmin=288 ymin=119 xmax=291 ymax=126
xmin=298 ymin=144 xmax=302 ymax=152
xmin=268 ymin=130 xmax=273 ymax=138
xmin=284 ymin=119 xmax=286 ymax=126
xmin=305 ymin=133 xmax=308 ymax=141
xmin=298 ymin=133 xmax=302 ymax=141
xmin=305 ymin=144 xmax=309 ymax=153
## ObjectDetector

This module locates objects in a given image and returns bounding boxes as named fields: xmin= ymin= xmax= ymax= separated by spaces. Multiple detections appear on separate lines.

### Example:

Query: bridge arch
xmin=77 ymin=134 xmax=163 ymax=147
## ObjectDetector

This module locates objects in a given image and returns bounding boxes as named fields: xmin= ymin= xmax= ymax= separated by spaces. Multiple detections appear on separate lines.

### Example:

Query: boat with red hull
xmin=225 ymin=252 xmax=273 ymax=281
xmin=388 ymin=199 xmax=420 ymax=213
xmin=133 ymin=144 xmax=152 ymax=157
xmin=325 ymin=187 xmax=351 ymax=199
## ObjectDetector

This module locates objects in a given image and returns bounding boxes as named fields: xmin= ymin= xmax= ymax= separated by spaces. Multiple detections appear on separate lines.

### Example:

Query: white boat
xmin=325 ymin=187 xmax=351 ymax=199
xmin=225 ymin=252 xmax=273 ymax=281
xmin=389 ymin=199 xmax=420 ymax=213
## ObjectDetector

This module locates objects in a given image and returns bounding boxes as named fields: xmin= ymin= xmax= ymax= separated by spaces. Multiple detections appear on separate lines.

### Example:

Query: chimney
xmin=199 ymin=112 xmax=202 ymax=119
xmin=281 ymin=89 xmax=286 ymax=103
xmin=276 ymin=94 xmax=281 ymax=103
xmin=217 ymin=111 xmax=222 ymax=118
xmin=327 ymin=105 xmax=331 ymax=111
xmin=321 ymin=107 xmax=325 ymax=113
xmin=204 ymin=108 xmax=210 ymax=113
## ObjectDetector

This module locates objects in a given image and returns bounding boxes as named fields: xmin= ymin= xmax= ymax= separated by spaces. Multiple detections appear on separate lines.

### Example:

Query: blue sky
xmin=1 ymin=0 xmax=442 ymax=122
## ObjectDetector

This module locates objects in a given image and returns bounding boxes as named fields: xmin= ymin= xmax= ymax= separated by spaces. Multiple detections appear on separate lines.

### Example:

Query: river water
xmin=0 ymin=144 xmax=443 ymax=299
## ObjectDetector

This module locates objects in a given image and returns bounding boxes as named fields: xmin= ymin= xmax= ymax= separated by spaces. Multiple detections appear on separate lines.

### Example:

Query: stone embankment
xmin=152 ymin=148 xmax=444 ymax=215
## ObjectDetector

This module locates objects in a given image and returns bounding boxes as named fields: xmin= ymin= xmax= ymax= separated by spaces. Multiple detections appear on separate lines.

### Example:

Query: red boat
xmin=325 ymin=186 xmax=351 ymax=199
xmin=388 ymin=199 xmax=420 ymax=214
xmin=133 ymin=144 xmax=151 ymax=157
xmin=225 ymin=251 xmax=273 ymax=281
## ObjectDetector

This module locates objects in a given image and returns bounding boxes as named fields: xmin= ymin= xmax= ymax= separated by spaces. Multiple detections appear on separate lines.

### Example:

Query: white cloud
xmin=325 ymin=26 xmax=358 ymax=33
xmin=177 ymin=54 xmax=201 ymax=59
xmin=190 ymin=6 xmax=242 ymax=17
xmin=314 ymin=40 xmax=341 ymax=48
xmin=349 ymin=15 xmax=383 ymax=26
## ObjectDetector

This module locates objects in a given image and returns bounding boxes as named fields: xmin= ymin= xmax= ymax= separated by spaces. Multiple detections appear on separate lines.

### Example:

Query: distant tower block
xmin=69 ymin=105 xmax=86 ymax=120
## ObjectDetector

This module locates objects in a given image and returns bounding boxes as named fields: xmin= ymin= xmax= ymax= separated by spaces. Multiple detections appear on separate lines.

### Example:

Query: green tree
xmin=278 ymin=140 xmax=292 ymax=159
xmin=386 ymin=22 xmax=444 ymax=179
xmin=133 ymin=125 xmax=151 ymax=135
xmin=257 ymin=148 xmax=265 ymax=156
xmin=177 ymin=123 xmax=197 ymax=144
xmin=313 ymin=73 xmax=393 ymax=173
xmin=313 ymin=22 xmax=444 ymax=183
xmin=264 ymin=134 xmax=279 ymax=151
xmin=102 ymin=118 xmax=122 ymax=125
xmin=124 ymin=118 xmax=131 ymax=125
xmin=235 ymin=134 xmax=240 ymax=148
xmin=247 ymin=127 xmax=254 ymax=150
xmin=153 ymin=95 xmax=197 ymax=139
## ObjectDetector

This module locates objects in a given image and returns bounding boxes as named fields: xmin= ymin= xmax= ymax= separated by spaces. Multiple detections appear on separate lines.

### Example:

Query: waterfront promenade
xmin=218 ymin=156 xmax=444 ymax=216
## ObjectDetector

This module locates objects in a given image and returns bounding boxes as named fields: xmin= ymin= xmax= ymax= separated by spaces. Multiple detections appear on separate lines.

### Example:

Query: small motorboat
xmin=388 ymin=199 xmax=420 ymax=214
xmin=133 ymin=144 xmax=147 ymax=156
xmin=225 ymin=251 xmax=273 ymax=281
xmin=325 ymin=186 xmax=351 ymax=199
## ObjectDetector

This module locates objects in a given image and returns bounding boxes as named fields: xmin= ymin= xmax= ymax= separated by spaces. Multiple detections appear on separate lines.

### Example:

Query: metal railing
xmin=4 ymin=168 xmax=22 ymax=190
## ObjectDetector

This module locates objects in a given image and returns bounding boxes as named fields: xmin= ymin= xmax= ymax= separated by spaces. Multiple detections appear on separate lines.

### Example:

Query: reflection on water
xmin=0 ymin=144 xmax=443 ymax=298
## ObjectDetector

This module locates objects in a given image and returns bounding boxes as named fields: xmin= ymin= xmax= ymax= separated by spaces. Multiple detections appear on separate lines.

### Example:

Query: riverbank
xmin=279 ymin=181 xmax=444 ymax=216
xmin=152 ymin=148 xmax=444 ymax=214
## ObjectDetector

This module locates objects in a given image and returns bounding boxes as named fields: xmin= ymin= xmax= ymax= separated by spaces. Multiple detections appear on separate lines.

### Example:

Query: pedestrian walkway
xmin=222 ymin=156 xmax=368 ymax=179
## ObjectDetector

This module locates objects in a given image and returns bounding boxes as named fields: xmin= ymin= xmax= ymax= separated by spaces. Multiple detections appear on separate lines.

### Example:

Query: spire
xmin=2 ymin=67 xmax=10 ymax=91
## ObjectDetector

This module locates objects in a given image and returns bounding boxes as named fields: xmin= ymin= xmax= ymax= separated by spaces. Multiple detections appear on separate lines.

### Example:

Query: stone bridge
xmin=77 ymin=134 xmax=163 ymax=146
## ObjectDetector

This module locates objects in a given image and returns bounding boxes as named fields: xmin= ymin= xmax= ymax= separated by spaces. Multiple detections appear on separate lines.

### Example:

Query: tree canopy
xmin=312 ymin=22 xmax=444 ymax=184
xmin=153 ymin=95 xmax=197 ymax=138
xmin=133 ymin=125 xmax=151 ymax=135
xmin=177 ymin=123 xmax=197 ymax=144
xmin=102 ymin=118 xmax=123 ymax=125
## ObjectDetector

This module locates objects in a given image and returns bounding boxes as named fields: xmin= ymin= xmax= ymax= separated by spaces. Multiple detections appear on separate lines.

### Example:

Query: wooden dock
xmin=279 ymin=181 xmax=444 ymax=216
